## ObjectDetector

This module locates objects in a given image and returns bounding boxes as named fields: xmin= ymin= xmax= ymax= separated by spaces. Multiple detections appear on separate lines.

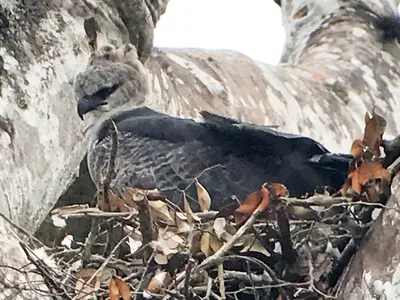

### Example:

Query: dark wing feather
xmin=88 ymin=107 xmax=351 ymax=210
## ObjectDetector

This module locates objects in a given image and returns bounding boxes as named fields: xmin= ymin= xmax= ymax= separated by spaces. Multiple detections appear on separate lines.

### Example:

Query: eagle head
xmin=74 ymin=44 xmax=149 ymax=124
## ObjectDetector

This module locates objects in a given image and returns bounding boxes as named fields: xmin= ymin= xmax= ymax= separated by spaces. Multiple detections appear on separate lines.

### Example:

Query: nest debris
xmin=2 ymin=111 xmax=400 ymax=300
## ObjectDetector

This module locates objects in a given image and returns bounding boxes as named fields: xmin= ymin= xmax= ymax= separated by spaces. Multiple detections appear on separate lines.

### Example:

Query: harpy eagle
xmin=76 ymin=96 xmax=351 ymax=210
xmin=74 ymin=44 xmax=351 ymax=210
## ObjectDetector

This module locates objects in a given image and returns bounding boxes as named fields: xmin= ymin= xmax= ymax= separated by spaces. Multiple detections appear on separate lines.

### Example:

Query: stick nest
xmin=9 ymin=111 xmax=400 ymax=300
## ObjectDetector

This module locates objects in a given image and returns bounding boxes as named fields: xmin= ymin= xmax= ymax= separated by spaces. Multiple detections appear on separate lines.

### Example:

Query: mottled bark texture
xmin=0 ymin=0 xmax=168 ymax=298
xmin=1 ymin=0 xmax=400 ymax=298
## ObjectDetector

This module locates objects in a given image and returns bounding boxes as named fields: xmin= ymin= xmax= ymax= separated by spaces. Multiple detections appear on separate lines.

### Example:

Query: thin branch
xmin=183 ymin=258 xmax=195 ymax=298
xmin=0 ymin=212 xmax=46 ymax=248
xmin=278 ymin=195 xmax=351 ymax=208
xmin=388 ymin=155 xmax=400 ymax=177
xmin=181 ymin=255 xmax=288 ymax=300
xmin=81 ymin=217 xmax=100 ymax=265
xmin=218 ymin=264 xmax=226 ymax=300
xmin=276 ymin=205 xmax=297 ymax=266
xmin=19 ymin=242 xmax=70 ymax=298
xmin=136 ymin=193 xmax=158 ymax=262
xmin=134 ymin=251 xmax=155 ymax=300
xmin=204 ymin=276 xmax=212 ymax=300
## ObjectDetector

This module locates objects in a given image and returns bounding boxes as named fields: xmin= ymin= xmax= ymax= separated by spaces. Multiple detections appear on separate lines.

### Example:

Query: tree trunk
xmin=1 ymin=0 xmax=400 ymax=298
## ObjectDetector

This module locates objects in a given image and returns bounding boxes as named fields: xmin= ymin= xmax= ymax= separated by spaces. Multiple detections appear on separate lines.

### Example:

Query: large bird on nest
xmin=74 ymin=44 xmax=352 ymax=211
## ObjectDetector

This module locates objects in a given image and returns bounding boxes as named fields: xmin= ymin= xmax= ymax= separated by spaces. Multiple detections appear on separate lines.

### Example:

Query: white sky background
xmin=153 ymin=0 xmax=285 ymax=65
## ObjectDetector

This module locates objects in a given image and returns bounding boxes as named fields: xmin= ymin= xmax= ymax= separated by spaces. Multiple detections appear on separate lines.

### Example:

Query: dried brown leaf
xmin=213 ymin=218 xmax=226 ymax=240
xmin=146 ymin=271 xmax=173 ymax=295
xmin=195 ymin=179 xmax=211 ymax=212
xmin=266 ymin=182 xmax=289 ymax=198
xmin=120 ymin=188 xmax=138 ymax=208
xmin=114 ymin=276 xmax=132 ymax=300
xmin=107 ymin=190 xmax=134 ymax=212
xmin=343 ymin=160 xmax=390 ymax=197
xmin=233 ymin=191 xmax=262 ymax=225
xmin=189 ymin=230 xmax=203 ymax=256
xmin=149 ymin=200 xmax=174 ymax=224
xmin=184 ymin=194 xmax=200 ymax=225
xmin=154 ymin=253 xmax=168 ymax=265
xmin=163 ymin=231 xmax=184 ymax=249
xmin=257 ymin=186 xmax=271 ymax=211
xmin=357 ymin=161 xmax=390 ymax=185
xmin=350 ymin=168 xmax=362 ymax=194
xmin=233 ymin=186 xmax=271 ymax=226
xmin=350 ymin=139 xmax=364 ymax=158
xmin=200 ymin=232 xmax=212 ymax=257
xmin=109 ymin=278 xmax=119 ymax=300
xmin=209 ymin=234 xmax=224 ymax=253
xmin=175 ymin=211 xmax=187 ymax=221
xmin=363 ymin=111 xmax=385 ymax=157
xmin=76 ymin=268 xmax=98 ymax=279
xmin=166 ymin=210 xmax=191 ymax=234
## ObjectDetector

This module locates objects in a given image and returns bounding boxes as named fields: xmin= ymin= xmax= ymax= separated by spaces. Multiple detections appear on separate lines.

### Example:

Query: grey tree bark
xmin=1 ymin=0 xmax=400 ymax=299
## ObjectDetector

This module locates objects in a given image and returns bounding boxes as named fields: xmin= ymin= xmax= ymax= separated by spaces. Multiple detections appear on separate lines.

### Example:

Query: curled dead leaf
xmin=342 ymin=161 xmax=390 ymax=199
xmin=233 ymin=185 xmax=272 ymax=226
xmin=109 ymin=278 xmax=119 ymax=300
xmin=195 ymin=179 xmax=211 ymax=212
xmin=153 ymin=243 xmax=177 ymax=257
xmin=115 ymin=276 xmax=131 ymax=300
xmin=233 ymin=191 xmax=262 ymax=226
xmin=363 ymin=111 xmax=386 ymax=158
xmin=108 ymin=276 xmax=131 ymax=300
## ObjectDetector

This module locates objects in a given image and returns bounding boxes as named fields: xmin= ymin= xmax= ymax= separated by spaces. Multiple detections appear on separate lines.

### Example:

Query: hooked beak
xmin=76 ymin=83 xmax=121 ymax=120
xmin=77 ymin=98 xmax=92 ymax=120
